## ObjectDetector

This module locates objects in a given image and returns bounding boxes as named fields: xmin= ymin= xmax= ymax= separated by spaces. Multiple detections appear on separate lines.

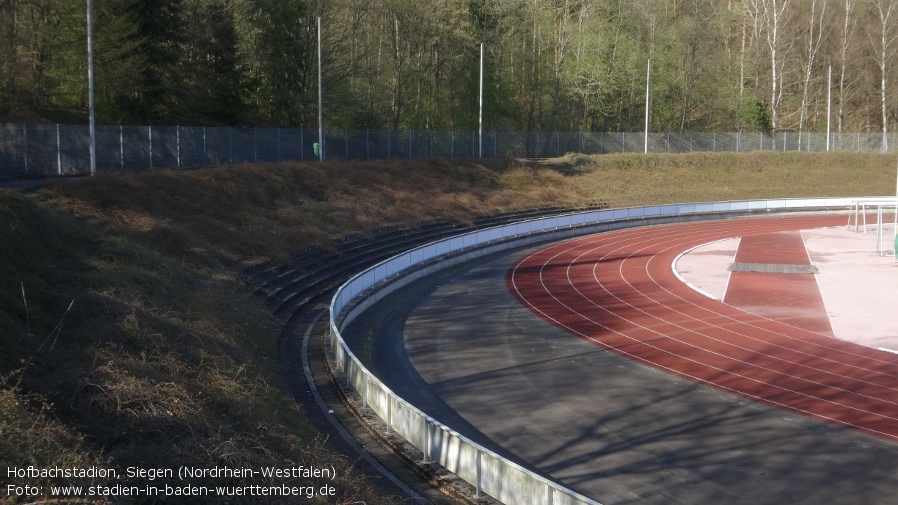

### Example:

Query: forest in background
xmin=0 ymin=0 xmax=895 ymax=135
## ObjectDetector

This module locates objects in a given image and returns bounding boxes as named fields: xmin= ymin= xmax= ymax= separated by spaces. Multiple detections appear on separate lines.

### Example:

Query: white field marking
xmin=670 ymin=237 xmax=738 ymax=301
xmin=801 ymin=227 xmax=832 ymax=337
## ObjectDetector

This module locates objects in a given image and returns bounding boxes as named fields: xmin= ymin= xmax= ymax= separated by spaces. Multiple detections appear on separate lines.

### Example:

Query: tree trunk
xmin=798 ymin=0 xmax=826 ymax=150
xmin=837 ymin=0 xmax=854 ymax=133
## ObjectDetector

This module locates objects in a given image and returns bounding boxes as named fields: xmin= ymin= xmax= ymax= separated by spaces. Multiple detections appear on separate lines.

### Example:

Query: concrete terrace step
xmin=245 ymin=206 xmax=601 ymax=325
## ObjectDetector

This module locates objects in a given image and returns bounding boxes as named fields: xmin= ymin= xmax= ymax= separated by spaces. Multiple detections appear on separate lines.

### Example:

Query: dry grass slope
xmin=561 ymin=151 xmax=897 ymax=207
xmin=0 ymin=152 xmax=895 ymax=504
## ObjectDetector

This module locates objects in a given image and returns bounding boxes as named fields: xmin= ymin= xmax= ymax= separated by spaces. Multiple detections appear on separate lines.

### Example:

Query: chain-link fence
xmin=2 ymin=123 xmax=896 ymax=180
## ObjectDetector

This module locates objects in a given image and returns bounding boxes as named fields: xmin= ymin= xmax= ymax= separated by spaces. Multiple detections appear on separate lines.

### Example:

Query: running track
xmin=508 ymin=215 xmax=898 ymax=443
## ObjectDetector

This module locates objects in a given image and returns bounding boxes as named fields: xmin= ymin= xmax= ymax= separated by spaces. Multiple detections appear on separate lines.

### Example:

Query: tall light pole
xmin=827 ymin=64 xmax=832 ymax=152
xmin=479 ymin=42 xmax=484 ymax=159
xmin=644 ymin=58 xmax=651 ymax=154
xmin=317 ymin=16 xmax=324 ymax=161
xmin=86 ymin=0 xmax=96 ymax=175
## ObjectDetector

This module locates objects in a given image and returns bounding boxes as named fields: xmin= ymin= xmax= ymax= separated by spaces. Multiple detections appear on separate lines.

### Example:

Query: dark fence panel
xmin=3 ymin=124 xmax=898 ymax=180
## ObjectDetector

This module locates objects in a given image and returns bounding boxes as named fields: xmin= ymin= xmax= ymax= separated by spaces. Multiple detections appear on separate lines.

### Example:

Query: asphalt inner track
xmin=346 ymin=214 xmax=898 ymax=505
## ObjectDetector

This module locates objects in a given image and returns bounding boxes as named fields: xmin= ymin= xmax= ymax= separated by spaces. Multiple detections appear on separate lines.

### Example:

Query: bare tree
xmin=547 ymin=0 xmax=580 ymax=136
xmin=760 ymin=0 xmax=792 ymax=130
xmin=737 ymin=0 xmax=763 ymax=130
xmin=797 ymin=0 xmax=826 ymax=148
xmin=526 ymin=0 xmax=542 ymax=140
xmin=872 ymin=0 xmax=898 ymax=150
xmin=837 ymin=0 xmax=856 ymax=133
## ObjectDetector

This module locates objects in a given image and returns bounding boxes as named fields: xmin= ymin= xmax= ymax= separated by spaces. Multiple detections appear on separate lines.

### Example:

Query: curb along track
xmin=242 ymin=198 xmax=867 ymax=505
xmin=240 ymin=206 xmax=602 ymax=504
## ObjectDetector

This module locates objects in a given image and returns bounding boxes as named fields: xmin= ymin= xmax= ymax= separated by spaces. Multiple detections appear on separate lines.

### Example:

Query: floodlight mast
xmin=318 ymin=16 xmax=324 ymax=161
xmin=479 ymin=42 xmax=484 ymax=159
xmin=827 ymin=65 xmax=832 ymax=152
xmin=87 ymin=0 xmax=96 ymax=176
xmin=644 ymin=58 xmax=651 ymax=154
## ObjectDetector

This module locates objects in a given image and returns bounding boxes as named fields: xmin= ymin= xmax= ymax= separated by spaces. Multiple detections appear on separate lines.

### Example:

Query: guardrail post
xmin=386 ymin=395 xmax=393 ymax=434
xmin=422 ymin=419 xmax=431 ymax=463
xmin=861 ymin=202 xmax=867 ymax=233
xmin=361 ymin=374 xmax=368 ymax=409
xmin=22 ymin=124 xmax=28 ymax=173
xmin=344 ymin=353 xmax=351 ymax=388
xmin=56 ymin=124 xmax=61 ymax=175
xmin=475 ymin=450 xmax=482 ymax=498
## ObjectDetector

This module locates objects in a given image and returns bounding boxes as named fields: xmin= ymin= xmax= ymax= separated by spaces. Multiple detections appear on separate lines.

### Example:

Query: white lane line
xmin=670 ymin=237 xmax=738 ymax=301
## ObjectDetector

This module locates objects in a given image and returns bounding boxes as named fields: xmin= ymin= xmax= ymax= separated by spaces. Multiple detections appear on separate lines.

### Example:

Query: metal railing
xmin=328 ymin=197 xmax=863 ymax=505
xmin=3 ymin=123 xmax=898 ymax=180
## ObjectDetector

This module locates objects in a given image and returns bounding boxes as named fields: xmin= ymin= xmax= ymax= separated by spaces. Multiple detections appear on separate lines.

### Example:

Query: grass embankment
xmin=0 ymin=152 xmax=894 ymax=504
xmin=564 ymin=151 xmax=896 ymax=206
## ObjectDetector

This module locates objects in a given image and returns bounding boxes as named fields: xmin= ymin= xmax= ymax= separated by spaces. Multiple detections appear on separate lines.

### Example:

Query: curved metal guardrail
xmin=328 ymin=197 xmax=872 ymax=505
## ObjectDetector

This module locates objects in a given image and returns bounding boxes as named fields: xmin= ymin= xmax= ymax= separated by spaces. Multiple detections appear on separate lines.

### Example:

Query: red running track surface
xmin=507 ymin=215 xmax=898 ymax=443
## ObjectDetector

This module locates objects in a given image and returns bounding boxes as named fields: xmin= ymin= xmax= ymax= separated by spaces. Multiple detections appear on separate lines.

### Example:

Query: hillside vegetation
xmin=1 ymin=152 xmax=895 ymax=504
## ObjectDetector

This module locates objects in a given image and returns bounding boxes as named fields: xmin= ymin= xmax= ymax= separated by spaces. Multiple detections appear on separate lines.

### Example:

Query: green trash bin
xmin=313 ymin=143 xmax=320 ymax=158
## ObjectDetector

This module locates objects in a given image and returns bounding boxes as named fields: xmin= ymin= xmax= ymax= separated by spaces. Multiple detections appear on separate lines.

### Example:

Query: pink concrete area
xmin=675 ymin=225 xmax=898 ymax=352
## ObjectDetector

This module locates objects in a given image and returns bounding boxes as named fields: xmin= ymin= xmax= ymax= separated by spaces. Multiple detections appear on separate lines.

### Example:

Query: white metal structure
xmin=846 ymin=197 xmax=896 ymax=233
